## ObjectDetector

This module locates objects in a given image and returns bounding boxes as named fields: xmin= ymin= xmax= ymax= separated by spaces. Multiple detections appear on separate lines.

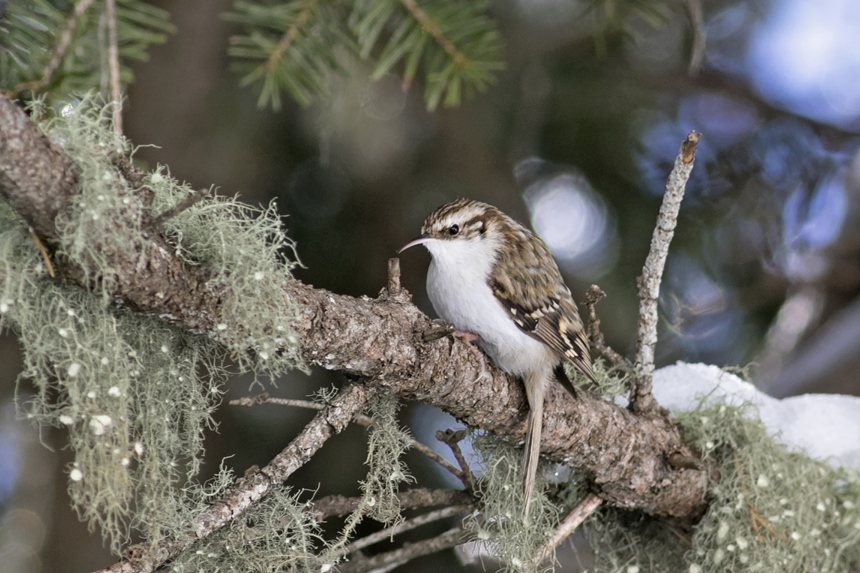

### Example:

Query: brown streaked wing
xmin=488 ymin=223 xmax=595 ymax=382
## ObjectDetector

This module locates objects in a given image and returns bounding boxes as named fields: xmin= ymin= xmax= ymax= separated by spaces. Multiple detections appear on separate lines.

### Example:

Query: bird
xmin=399 ymin=198 xmax=595 ymax=515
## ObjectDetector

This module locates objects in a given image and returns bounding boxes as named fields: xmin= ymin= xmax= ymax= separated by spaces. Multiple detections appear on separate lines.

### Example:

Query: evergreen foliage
xmin=226 ymin=0 xmax=503 ymax=111
xmin=0 ymin=0 xmax=173 ymax=99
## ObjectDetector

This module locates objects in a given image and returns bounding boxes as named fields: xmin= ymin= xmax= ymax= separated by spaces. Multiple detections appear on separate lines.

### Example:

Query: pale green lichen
xmin=145 ymin=166 xmax=304 ymax=377
xmin=466 ymin=431 xmax=561 ymax=573
xmin=0 ymin=95 xmax=306 ymax=553
xmin=587 ymin=398 xmax=860 ymax=572
xmin=167 ymin=466 xmax=328 ymax=573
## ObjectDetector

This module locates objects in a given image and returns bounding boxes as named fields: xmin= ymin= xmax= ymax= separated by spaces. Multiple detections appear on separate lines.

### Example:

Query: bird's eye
xmin=448 ymin=224 xmax=460 ymax=236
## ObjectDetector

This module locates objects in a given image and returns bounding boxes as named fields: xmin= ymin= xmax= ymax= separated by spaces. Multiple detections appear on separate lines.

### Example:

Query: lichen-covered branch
xmin=0 ymin=95 xmax=708 ymax=570
xmin=95 ymin=383 xmax=372 ymax=573
xmin=631 ymin=131 xmax=701 ymax=414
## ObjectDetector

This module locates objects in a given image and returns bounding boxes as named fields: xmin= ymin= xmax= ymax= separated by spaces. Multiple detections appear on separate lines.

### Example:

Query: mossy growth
xmin=163 ymin=392 xmax=416 ymax=572
xmin=466 ymin=432 xmax=562 ymax=573
xmin=167 ymin=466 xmax=328 ymax=573
xmin=586 ymin=399 xmax=860 ymax=572
xmin=0 ymin=96 xmax=305 ymax=552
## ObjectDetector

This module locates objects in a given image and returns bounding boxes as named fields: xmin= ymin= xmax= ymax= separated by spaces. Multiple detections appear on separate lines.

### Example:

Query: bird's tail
xmin=522 ymin=369 xmax=547 ymax=519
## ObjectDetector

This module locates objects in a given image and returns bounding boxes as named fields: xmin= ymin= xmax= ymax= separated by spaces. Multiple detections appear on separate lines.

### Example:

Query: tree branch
xmin=104 ymin=0 xmax=123 ymax=136
xmin=229 ymin=393 xmax=467 ymax=483
xmin=631 ymin=131 xmax=701 ymax=415
xmin=534 ymin=492 xmax=603 ymax=564
xmin=5 ymin=0 xmax=96 ymax=98
xmin=96 ymin=383 xmax=373 ymax=573
xmin=339 ymin=526 xmax=466 ymax=573
xmin=0 ymin=95 xmax=708 ymax=571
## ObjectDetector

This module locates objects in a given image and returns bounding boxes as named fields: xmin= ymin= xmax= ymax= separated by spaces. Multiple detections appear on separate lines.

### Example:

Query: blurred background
xmin=2 ymin=0 xmax=860 ymax=570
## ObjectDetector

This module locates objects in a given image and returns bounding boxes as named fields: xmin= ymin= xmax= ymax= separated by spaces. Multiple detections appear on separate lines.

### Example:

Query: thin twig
xmin=337 ymin=505 xmax=470 ymax=558
xmin=583 ymin=285 xmax=629 ymax=370
xmin=311 ymin=488 xmax=472 ymax=521
xmin=97 ymin=384 xmax=374 ymax=573
xmin=267 ymin=0 xmax=318 ymax=70
xmin=387 ymin=257 xmax=401 ymax=295
xmin=339 ymin=526 xmax=465 ymax=573
xmin=435 ymin=429 xmax=475 ymax=491
xmin=230 ymin=393 xmax=467 ymax=483
xmin=6 ymin=0 xmax=96 ymax=97
xmin=685 ymin=0 xmax=706 ymax=77
xmin=148 ymin=188 xmax=211 ymax=229
xmin=631 ymin=131 xmax=701 ymax=415
xmin=734 ymin=457 xmax=783 ymax=542
xmin=29 ymin=227 xmax=55 ymax=278
xmin=230 ymin=394 xmax=375 ymax=425
xmin=534 ymin=493 xmax=603 ymax=564
xmin=104 ymin=0 xmax=122 ymax=136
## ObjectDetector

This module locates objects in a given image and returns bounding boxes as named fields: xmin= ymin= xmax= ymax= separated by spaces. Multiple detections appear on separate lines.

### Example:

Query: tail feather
xmin=522 ymin=370 xmax=547 ymax=518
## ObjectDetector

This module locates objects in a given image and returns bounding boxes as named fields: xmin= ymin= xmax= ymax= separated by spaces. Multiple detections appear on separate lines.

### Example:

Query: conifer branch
xmin=535 ymin=493 xmax=603 ymax=564
xmin=6 ymin=0 xmax=96 ymax=97
xmin=310 ymin=488 xmax=472 ymax=521
xmin=399 ymin=0 xmax=466 ymax=67
xmin=337 ymin=505 xmax=470 ymax=558
xmin=268 ymin=0 xmax=318 ymax=72
xmin=95 ymin=383 xmax=374 ymax=573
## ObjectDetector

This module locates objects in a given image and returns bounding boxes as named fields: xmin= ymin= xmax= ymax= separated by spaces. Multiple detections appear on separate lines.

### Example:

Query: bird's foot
xmin=452 ymin=330 xmax=491 ymax=384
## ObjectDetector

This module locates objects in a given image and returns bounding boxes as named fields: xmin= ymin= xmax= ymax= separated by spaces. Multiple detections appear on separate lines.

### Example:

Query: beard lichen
xmin=466 ymin=431 xmax=561 ymax=573
xmin=0 ymin=96 xmax=306 ymax=553
xmin=0 ymin=221 xmax=223 ymax=552
xmin=586 ymin=399 xmax=860 ymax=572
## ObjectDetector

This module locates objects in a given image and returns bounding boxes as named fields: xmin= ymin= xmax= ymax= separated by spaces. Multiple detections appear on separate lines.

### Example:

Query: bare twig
xmin=338 ymin=505 xmax=469 ymax=558
xmin=148 ymin=188 xmax=211 ymax=229
xmin=387 ymin=257 xmax=401 ymax=295
xmin=311 ymin=488 xmax=472 ymax=521
xmin=583 ymin=285 xmax=628 ymax=370
xmin=535 ymin=493 xmax=603 ymax=564
xmin=29 ymin=227 xmax=56 ymax=278
xmin=97 ymin=384 xmax=374 ymax=573
xmin=339 ymin=526 xmax=465 ymax=573
xmin=668 ymin=452 xmax=704 ymax=471
xmin=436 ymin=429 xmax=475 ymax=491
xmin=631 ymin=131 xmax=701 ymax=415
xmin=230 ymin=393 xmax=467 ymax=484
xmin=230 ymin=394 xmax=376 ymax=425
xmin=105 ymin=0 xmax=122 ymax=136
xmin=685 ymin=0 xmax=706 ymax=77
xmin=5 ymin=0 xmax=96 ymax=97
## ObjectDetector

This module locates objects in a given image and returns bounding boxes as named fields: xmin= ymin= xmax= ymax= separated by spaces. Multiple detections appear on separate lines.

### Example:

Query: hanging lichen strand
xmin=0 ymin=97 xmax=304 ymax=552
xmin=587 ymin=398 xmax=860 ymax=573
xmin=465 ymin=431 xmax=561 ymax=573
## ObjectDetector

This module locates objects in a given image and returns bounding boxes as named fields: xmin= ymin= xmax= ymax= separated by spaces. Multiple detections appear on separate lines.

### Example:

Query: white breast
xmin=424 ymin=239 xmax=557 ymax=377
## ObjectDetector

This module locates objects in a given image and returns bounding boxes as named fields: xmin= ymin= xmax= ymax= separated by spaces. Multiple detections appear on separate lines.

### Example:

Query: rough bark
xmin=0 ymin=94 xmax=707 ymax=525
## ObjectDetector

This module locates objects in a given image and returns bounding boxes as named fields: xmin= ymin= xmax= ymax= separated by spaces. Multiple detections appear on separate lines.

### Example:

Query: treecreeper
xmin=400 ymin=198 xmax=595 ymax=516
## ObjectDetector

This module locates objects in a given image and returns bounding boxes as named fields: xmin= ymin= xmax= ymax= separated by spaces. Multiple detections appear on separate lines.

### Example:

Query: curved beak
xmin=398 ymin=234 xmax=432 ymax=253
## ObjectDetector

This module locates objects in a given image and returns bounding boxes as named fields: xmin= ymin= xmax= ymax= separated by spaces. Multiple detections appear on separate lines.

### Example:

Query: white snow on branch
xmin=653 ymin=362 xmax=860 ymax=470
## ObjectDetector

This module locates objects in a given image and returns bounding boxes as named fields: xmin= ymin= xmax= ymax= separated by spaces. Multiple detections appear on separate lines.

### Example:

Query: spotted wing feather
xmin=489 ymin=221 xmax=595 ymax=382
